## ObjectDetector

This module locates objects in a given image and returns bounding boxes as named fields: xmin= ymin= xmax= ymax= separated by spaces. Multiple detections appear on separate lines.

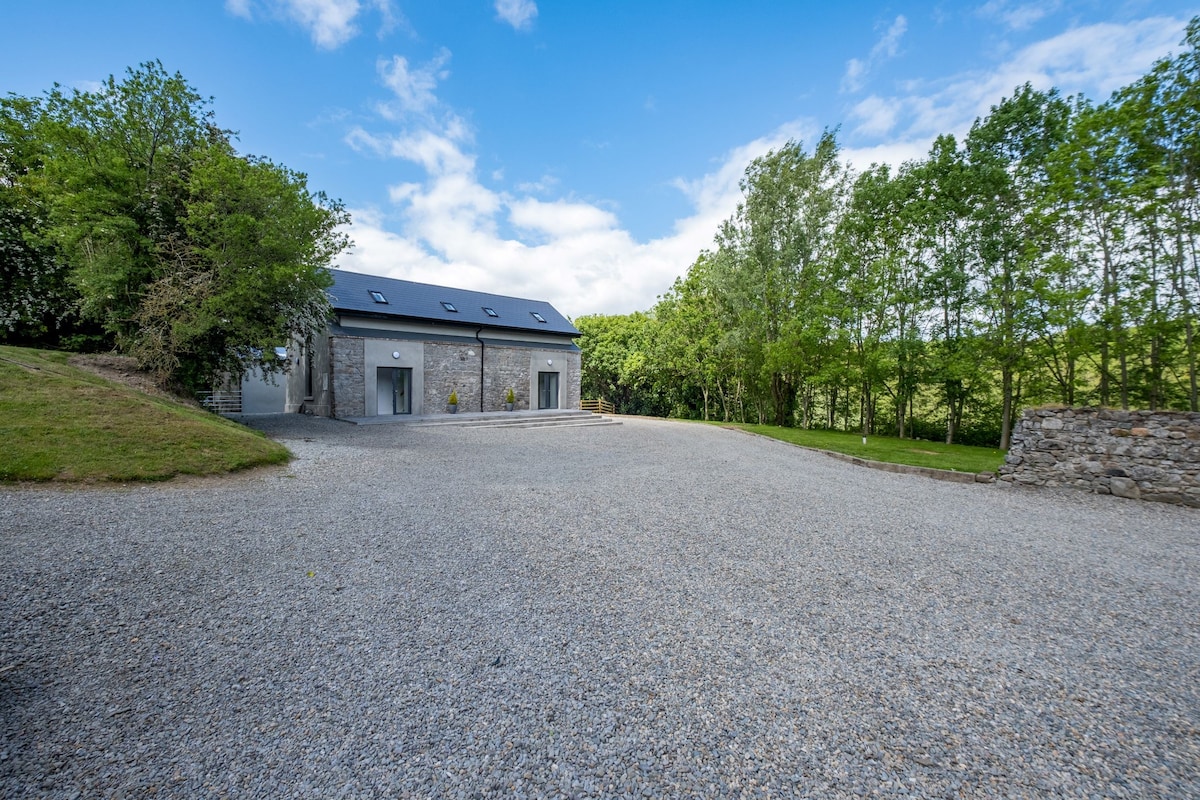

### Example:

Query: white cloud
xmin=845 ymin=15 xmax=1188 ymax=154
xmin=978 ymin=0 xmax=1061 ymax=31
xmin=842 ymin=15 xmax=908 ymax=93
xmin=225 ymin=0 xmax=253 ymax=19
xmin=337 ymin=114 xmax=813 ymax=317
xmin=515 ymin=174 xmax=560 ymax=194
xmin=227 ymin=0 xmax=396 ymax=49
xmin=337 ymin=14 xmax=1191 ymax=317
xmin=842 ymin=140 xmax=933 ymax=173
xmin=1007 ymin=18 xmax=1185 ymax=96
xmin=841 ymin=59 xmax=867 ymax=93
xmin=377 ymin=49 xmax=452 ymax=117
xmin=509 ymin=199 xmax=619 ymax=237
xmin=876 ymin=15 xmax=907 ymax=58
xmin=495 ymin=0 xmax=537 ymax=31
xmin=346 ymin=126 xmax=476 ymax=175
xmin=848 ymin=95 xmax=901 ymax=137
xmin=280 ymin=0 xmax=361 ymax=48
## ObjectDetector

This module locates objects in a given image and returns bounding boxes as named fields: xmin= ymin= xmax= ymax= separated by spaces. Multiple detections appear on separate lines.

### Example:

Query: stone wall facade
xmin=484 ymin=345 xmax=534 ymax=411
xmin=423 ymin=341 xmax=484 ymax=412
xmin=422 ymin=342 xmax=582 ymax=413
xmin=313 ymin=333 xmax=581 ymax=418
xmin=330 ymin=336 xmax=365 ymax=418
xmin=999 ymin=407 xmax=1200 ymax=506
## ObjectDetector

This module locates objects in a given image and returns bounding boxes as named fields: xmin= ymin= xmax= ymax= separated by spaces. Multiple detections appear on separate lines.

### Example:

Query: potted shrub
xmin=448 ymin=390 xmax=459 ymax=413
xmin=505 ymin=388 xmax=515 ymax=411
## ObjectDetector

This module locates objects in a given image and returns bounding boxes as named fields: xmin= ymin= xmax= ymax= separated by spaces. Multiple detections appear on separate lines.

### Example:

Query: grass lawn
xmin=0 ymin=345 xmax=290 ymax=482
xmin=721 ymin=423 xmax=1006 ymax=474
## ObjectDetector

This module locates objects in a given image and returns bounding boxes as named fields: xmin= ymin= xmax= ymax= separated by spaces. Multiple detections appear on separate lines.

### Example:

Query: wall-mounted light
xmin=547 ymin=359 xmax=553 ymax=366
xmin=392 ymin=351 xmax=400 ymax=359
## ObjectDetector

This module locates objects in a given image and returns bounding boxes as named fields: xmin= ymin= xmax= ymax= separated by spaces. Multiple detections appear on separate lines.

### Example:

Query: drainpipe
xmin=474 ymin=326 xmax=485 ymax=412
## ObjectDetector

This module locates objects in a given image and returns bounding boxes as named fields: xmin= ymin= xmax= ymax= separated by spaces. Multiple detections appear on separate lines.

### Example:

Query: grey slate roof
xmin=326 ymin=269 xmax=580 ymax=337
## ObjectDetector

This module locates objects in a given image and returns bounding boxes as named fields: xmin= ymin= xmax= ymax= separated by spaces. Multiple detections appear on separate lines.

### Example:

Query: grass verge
xmin=0 ymin=345 xmax=290 ymax=482
xmin=721 ymin=423 xmax=1006 ymax=474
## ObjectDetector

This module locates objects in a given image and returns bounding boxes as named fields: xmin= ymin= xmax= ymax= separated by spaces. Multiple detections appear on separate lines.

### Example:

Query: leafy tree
xmin=711 ymin=132 xmax=846 ymax=426
xmin=0 ymin=61 xmax=348 ymax=392
xmin=652 ymin=254 xmax=726 ymax=419
xmin=1125 ymin=19 xmax=1200 ymax=410
xmin=910 ymin=135 xmax=985 ymax=442
xmin=131 ymin=143 xmax=345 ymax=389
xmin=966 ymin=84 xmax=1072 ymax=448
xmin=576 ymin=24 xmax=1200 ymax=440
xmin=574 ymin=312 xmax=666 ymax=415
xmin=31 ymin=61 xmax=215 ymax=341
xmin=0 ymin=97 xmax=80 ymax=344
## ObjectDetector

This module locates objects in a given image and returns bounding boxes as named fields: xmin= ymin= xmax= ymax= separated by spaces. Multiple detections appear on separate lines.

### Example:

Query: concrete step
xmin=480 ymin=417 xmax=622 ymax=430
xmin=347 ymin=410 xmax=617 ymax=429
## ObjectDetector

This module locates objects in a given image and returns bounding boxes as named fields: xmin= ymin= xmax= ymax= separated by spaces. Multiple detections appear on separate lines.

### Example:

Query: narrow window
xmin=304 ymin=343 xmax=315 ymax=399
xmin=530 ymin=311 xmax=547 ymax=323
xmin=441 ymin=301 xmax=458 ymax=312
xmin=482 ymin=307 xmax=499 ymax=317
xmin=369 ymin=290 xmax=388 ymax=304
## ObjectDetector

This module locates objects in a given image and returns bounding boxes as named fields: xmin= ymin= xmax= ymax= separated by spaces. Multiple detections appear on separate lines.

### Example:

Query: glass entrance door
xmin=376 ymin=367 xmax=412 ymax=414
xmin=537 ymin=371 xmax=559 ymax=409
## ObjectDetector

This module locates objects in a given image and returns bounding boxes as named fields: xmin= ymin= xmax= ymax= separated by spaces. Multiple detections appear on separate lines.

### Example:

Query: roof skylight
xmin=441 ymin=301 xmax=458 ymax=312
xmin=530 ymin=311 xmax=547 ymax=323
xmin=369 ymin=290 xmax=388 ymax=304
xmin=483 ymin=307 xmax=499 ymax=317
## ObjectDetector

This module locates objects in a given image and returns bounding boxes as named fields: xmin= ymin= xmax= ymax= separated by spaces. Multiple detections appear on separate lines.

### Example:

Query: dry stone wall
xmin=999 ymin=407 xmax=1200 ymax=506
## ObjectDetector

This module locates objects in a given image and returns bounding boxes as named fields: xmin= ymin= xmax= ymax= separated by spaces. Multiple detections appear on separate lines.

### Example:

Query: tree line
xmin=577 ymin=20 xmax=1200 ymax=449
xmin=1 ymin=61 xmax=348 ymax=393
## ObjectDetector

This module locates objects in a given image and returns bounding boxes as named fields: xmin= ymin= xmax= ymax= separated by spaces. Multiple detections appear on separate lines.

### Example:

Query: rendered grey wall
xmin=241 ymin=366 xmax=286 ymax=413
xmin=285 ymin=336 xmax=333 ymax=416
xmin=1000 ymin=407 xmax=1200 ymax=505
xmin=363 ymin=339 xmax=424 ymax=416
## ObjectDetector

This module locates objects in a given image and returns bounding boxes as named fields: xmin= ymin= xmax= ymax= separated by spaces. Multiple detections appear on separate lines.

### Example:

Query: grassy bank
xmin=0 ymin=345 xmax=289 ymax=482
xmin=723 ymin=423 xmax=1006 ymax=474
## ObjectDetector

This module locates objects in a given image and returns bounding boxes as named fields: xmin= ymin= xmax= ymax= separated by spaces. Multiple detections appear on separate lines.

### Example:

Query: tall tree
xmin=712 ymin=132 xmax=846 ymax=426
xmin=966 ymin=84 xmax=1072 ymax=448
xmin=652 ymin=254 xmax=725 ymax=420
xmin=0 ymin=96 xmax=77 ymax=343
xmin=910 ymin=135 xmax=985 ymax=442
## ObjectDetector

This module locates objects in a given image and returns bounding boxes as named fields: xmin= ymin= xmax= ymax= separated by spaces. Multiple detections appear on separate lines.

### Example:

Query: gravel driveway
xmin=2 ymin=416 xmax=1198 ymax=798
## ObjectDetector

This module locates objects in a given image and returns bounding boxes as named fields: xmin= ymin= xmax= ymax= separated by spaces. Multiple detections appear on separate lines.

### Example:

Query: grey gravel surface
xmin=2 ymin=416 xmax=1198 ymax=799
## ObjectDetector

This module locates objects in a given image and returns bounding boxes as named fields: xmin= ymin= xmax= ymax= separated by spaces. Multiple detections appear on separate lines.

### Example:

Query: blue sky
xmin=3 ymin=1 xmax=1197 ymax=317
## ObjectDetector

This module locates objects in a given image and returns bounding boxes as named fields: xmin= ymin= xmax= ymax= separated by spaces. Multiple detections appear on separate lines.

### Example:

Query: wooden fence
xmin=580 ymin=398 xmax=615 ymax=414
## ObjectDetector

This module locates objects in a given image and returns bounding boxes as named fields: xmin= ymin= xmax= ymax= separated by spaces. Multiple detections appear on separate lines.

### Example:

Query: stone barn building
xmin=286 ymin=269 xmax=581 ymax=418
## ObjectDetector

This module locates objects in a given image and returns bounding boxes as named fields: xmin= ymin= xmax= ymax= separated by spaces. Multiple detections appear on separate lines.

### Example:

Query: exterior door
xmin=538 ymin=371 xmax=559 ymax=409
xmin=376 ymin=367 xmax=412 ymax=414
